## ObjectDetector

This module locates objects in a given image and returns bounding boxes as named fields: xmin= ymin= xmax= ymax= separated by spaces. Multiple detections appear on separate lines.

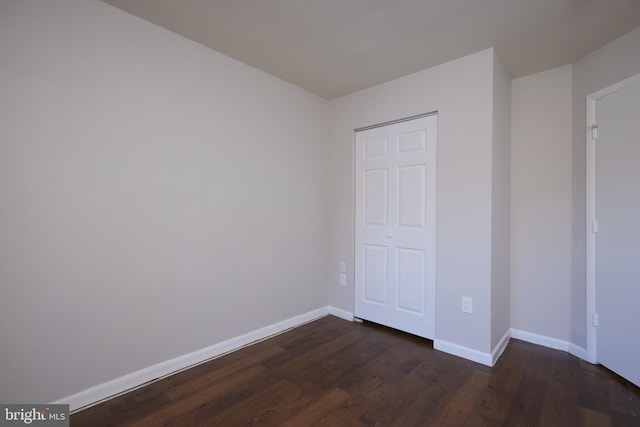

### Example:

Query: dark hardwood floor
xmin=72 ymin=315 xmax=639 ymax=426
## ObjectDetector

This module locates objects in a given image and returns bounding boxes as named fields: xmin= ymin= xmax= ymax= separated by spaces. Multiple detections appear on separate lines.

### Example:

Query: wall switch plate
xmin=339 ymin=273 xmax=347 ymax=286
xmin=462 ymin=296 xmax=473 ymax=313
xmin=339 ymin=261 xmax=346 ymax=273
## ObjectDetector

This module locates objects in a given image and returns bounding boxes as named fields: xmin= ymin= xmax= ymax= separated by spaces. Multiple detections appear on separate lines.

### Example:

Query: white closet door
xmin=354 ymin=115 xmax=437 ymax=339
xmin=595 ymin=79 xmax=640 ymax=387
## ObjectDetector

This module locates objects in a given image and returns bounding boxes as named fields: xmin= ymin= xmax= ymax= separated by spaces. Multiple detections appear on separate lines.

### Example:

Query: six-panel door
xmin=354 ymin=115 xmax=437 ymax=339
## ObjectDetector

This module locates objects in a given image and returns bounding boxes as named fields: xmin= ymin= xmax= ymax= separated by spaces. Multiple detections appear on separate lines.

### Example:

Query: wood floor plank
xmin=426 ymin=369 xmax=492 ymax=426
xmin=264 ymin=330 xmax=364 ymax=384
xmin=121 ymin=364 xmax=268 ymax=427
xmin=278 ymin=388 xmax=350 ymax=427
xmin=71 ymin=316 xmax=640 ymax=427
xmin=472 ymin=383 xmax=511 ymax=426
xmin=193 ymin=379 xmax=301 ymax=426
xmin=538 ymin=382 xmax=580 ymax=427
xmin=503 ymin=375 xmax=548 ymax=426
xmin=228 ymin=381 xmax=329 ymax=426
xmin=581 ymin=407 xmax=612 ymax=427
xmin=164 ymin=344 xmax=282 ymax=400
xmin=308 ymin=331 xmax=394 ymax=389
xmin=390 ymin=358 xmax=466 ymax=427
xmin=322 ymin=356 xmax=433 ymax=427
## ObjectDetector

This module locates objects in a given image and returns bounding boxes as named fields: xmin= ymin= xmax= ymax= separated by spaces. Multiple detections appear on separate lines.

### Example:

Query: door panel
xmin=397 ymin=248 xmax=426 ymax=314
xmin=398 ymin=164 xmax=426 ymax=228
xmin=364 ymin=169 xmax=388 ymax=226
xmin=596 ymin=78 xmax=640 ymax=387
xmin=398 ymin=130 xmax=426 ymax=153
xmin=364 ymin=137 xmax=388 ymax=158
xmin=355 ymin=114 xmax=436 ymax=339
xmin=363 ymin=245 xmax=388 ymax=304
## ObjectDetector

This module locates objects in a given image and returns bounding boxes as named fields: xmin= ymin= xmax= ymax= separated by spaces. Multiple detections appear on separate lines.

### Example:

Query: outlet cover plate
xmin=462 ymin=297 xmax=473 ymax=313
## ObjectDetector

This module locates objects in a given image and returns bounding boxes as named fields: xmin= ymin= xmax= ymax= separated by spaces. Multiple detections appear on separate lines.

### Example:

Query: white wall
xmin=511 ymin=65 xmax=573 ymax=342
xmin=4 ymin=0 xmax=634 ymax=408
xmin=510 ymin=27 xmax=640 ymax=351
xmin=0 ymin=0 xmax=329 ymax=404
xmin=571 ymin=26 xmax=640 ymax=348
xmin=490 ymin=53 xmax=511 ymax=350
xmin=328 ymin=49 xmax=498 ymax=355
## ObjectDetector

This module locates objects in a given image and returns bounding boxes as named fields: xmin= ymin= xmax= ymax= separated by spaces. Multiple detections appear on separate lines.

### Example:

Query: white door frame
xmin=585 ymin=72 xmax=640 ymax=364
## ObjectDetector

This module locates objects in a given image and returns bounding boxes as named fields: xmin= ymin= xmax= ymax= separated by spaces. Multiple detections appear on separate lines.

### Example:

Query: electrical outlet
xmin=339 ymin=273 xmax=347 ymax=286
xmin=339 ymin=261 xmax=346 ymax=273
xmin=462 ymin=296 xmax=473 ymax=314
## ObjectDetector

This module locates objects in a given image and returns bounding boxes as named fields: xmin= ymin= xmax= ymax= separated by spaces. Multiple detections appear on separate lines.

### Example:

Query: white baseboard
xmin=434 ymin=339 xmax=494 ymax=367
xmin=569 ymin=343 xmax=587 ymax=360
xmin=434 ymin=330 xmax=510 ymax=367
xmin=54 ymin=308 xmax=588 ymax=413
xmin=328 ymin=306 xmax=354 ymax=321
xmin=491 ymin=329 xmax=511 ymax=366
xmin=54 ymin=307 xmax=331 ymax=412
xmin=510 ymin=328 xmax=586 ymax=360
xmin=435 ymin=329 xmax=587 ymax=368
xmin=510 ymin=328 xmax=570 ymax=352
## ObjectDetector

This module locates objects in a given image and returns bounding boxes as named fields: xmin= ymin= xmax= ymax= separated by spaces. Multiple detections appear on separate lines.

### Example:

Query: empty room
xmin=1 ymin=1 xmax=640 ymax=425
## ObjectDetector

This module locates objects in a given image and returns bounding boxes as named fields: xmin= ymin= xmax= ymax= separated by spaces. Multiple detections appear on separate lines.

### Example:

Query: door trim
xmin=585 ymin=72 xmax=640 ymax=364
